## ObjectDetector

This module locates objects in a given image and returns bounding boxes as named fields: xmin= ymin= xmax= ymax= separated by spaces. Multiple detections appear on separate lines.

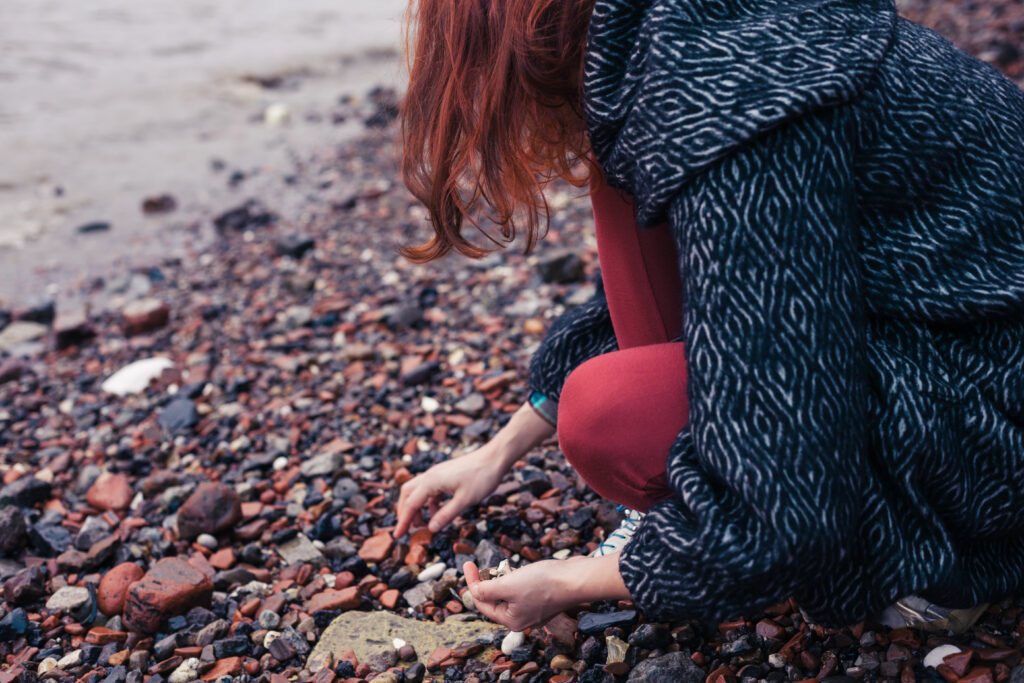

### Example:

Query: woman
xmin=392 ymin=0 xmax=1024 ymax=633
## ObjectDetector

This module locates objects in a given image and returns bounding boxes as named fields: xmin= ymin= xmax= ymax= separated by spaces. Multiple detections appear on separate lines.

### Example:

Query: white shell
xmin=923 ymin=644 xmax=962 ymax=669
xmin=501 ymin=630 xmax=525 ymax=655
xmin=101 ymin=357 xmax=174 ymax=396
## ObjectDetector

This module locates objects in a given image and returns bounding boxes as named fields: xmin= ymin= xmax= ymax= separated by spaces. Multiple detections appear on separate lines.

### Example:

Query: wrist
xmin=560 ymin=554 xmax=632 ymax=605
xmin=490 ymin=402 xmax=556 ymax=468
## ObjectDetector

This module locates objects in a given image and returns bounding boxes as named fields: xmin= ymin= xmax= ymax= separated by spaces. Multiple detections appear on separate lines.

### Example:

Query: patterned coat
xmin=528 ymin=0 xmax=1024 ymax=625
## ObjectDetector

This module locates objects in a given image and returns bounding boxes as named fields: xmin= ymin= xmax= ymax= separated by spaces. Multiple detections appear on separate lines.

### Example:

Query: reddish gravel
xmin=0 ymin=4 xmax=1022 ymax=683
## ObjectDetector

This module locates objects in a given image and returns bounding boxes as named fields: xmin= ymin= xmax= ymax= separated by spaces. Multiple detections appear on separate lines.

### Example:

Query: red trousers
xmin=558 ymin=182 xmax=687 ymax=512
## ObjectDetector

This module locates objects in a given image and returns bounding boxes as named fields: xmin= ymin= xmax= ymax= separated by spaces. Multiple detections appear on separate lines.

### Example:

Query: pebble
xmin=924 ymin=644 xmax=963 ymax=669
xmin=417 ymin=562 xmax=446 ymax=583
xmin=501 ymin=631 xmax=525 ymax=656
xmin=123 ymin=558 xmax=214 ymax=633
xmin=100 ymin=357 xmax=174 ymax=396
xmin=122 ymin=298 xmax=171 ymax=336
xmin=168 ymin=657 xmax=200 ymax=683
xmin=277 ymin=534 xmax=326 ymax=566
xmin=0 ymin=505 xmax=28 ymax=553
xmin=0 ymin=321 xmax=47 ymax=350
xmin=45 ymin=585 xmax=92 ymax=615
xmin=0 ymin=51 xmax=1019 ymax=683
xmin=98 ymin=562 xmax=145 ymax=616
xmin=196 ymin=533 xmax=218 ymax=550
xmin=176 ymin=483 xmax=242 ymax=540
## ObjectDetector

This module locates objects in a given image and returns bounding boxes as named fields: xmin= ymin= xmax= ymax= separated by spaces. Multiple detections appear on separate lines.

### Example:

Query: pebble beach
xmin=1 ymin=2 xmax=1023 ymax=683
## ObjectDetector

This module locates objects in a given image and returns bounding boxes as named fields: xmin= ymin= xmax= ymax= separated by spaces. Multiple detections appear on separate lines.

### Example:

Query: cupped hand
xmin=393 ymin=445 xmax=508 ymax=538
xmin=464 ymin=560 xmax=580 ymax=632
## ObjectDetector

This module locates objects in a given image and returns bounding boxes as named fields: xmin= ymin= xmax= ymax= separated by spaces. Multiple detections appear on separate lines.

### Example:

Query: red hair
xmin=400 ymin=0 xmax=597 ymax=261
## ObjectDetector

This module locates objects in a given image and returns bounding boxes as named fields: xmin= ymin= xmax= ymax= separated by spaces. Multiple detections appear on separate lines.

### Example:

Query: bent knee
xmin=558 ymin=354 xmax=618 ymax=465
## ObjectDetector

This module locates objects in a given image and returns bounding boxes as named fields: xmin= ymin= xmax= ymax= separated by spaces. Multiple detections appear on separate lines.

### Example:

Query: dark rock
xmin=628 ymin=624 xmax=671 ymax=650
xmin=0 ymin=505 xmax=28 ymax=554
xmin=142 ymin=195 xmax=177 ymax=214
xmin=578 ymin=610 xmax=638 ymax=635
xmin=626 ymin=652 xmax=704 ymax=683
xmin=279 ymin=626 xmax=310 ymax=656
xmin=406 ymin=662 xmax=426 ymax=683
xmin=14 ymin=298 xmax=56 ymax=324
xmin=77 ymin=221 xmax=112 ymax=234
xmin=212 ymin=636 xmax=249 ymax=659
xmin=401 ymin=360 xmax=441 ymax=386
xmin=76 ymin=516 xmax=113 ymax=551
xmin=0 ymin=358 xmax=27 ymax=385
xmin=55 ymin=314 xmax=96 ymax=350
xmin=176 ymin=482 xmax=241 ymax=540
xmin=0 ymin=607 xmax=28 ymax=638
xmin=720 ymin=633 xmax=761 ymax=657
xmin=213 ymin=199 xmax=276 ymax=233
xmin=158 ymin=397 xmax=199 ymax=434
xmin=30 ymin=522 xmax=73 ymax=556
xmin=275 ymin=234 xmax=316 ymax=259
xmin=473 ymin=539 xmax=508 ymax=570
xmin=536 ymin=249 xmax=585 ymax=284
xmin=387 ymin=304 xmax=423 ymax=329
xmin=3 ymin=565 xmax=48 ymax=606
xmin=0 ymin=476 xmax=52 ymax=508
xmin=268 ymin=635 xmax=296 ymax=661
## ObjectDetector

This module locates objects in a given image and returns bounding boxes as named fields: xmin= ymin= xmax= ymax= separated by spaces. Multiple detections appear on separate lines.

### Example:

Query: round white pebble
xmin=417 ymin=562 xmax=446 ymax=583
xmin=272 ymin=456 xmax=289 ymax=471
xmin=393 ymin=638 xmax=406 ymax=649
xmin=923 ymin=644 xmax=962 ymax=669
xmin=421 ymin=396 xmax=441 ymax=413
xmin=501 ymin=631 xmax=525 ymax=656
xmin=196 ymin=534 xmax=218 ymax=550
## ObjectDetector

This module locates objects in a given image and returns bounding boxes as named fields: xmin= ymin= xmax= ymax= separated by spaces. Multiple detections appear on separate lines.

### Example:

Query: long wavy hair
xmin=400 ymin=0 xmax=598 ymax=262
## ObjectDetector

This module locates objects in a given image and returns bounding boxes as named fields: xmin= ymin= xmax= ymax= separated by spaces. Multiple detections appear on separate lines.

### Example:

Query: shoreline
xmin=0 ymin=50 xmax=405 ymax=312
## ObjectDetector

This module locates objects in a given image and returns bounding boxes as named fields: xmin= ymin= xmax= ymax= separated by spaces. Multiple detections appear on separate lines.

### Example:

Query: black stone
xmin=77 ymin=222 xmax=112 ymax=234
xmin=213 ymin=200 xmax=276 ymax=233
xmin=628 ymin=623 xmax=672 ymax=650
xmin=401 ymin=361 xmax=441 ymax=386
xmin=536 ymin=249 xmax=585 ymax=284
xmin=275 ymin=234 xmax=316 ymax=259
xmin=15 ymin=298 xmax=56 ymax=325
xmin=387 ymin=569 xmax=414 ymax=590
xmin=3 ymin=566 xmax=47 ymax=606
xmin=158 ymin=397 xmax=199 ymax=434
xmin=30 ymin=523 xmax=72 ymax=556
xmin=0 ymin=505 xmax=28 ymax=554
xmin=0 ymin=607 xmax=28 ymax=638
xmin=100 ymin=665 xmax=128 ymax=683
xmin=212 ymin=636 xmax=250 ymax=659
xmin=337 ymin=555 xmax=368 ymax=578
xmin=0 ymin=476 xmax=52 ymax=508
xmin=720 ymin=633 xmax=761 ymax=657
xmin=577 ymin=610 xmax=637 ymax=635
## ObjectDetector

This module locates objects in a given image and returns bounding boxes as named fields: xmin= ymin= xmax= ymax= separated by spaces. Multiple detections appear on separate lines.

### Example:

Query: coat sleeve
xmin=618 ymin=108 xmax=873 ymax=622
xmin=527 ymin=278 xmax=619 ymax=403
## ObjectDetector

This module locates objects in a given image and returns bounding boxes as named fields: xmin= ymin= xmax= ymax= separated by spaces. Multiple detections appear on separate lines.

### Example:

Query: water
xmin=0 ymin=0 xmax=407 ymax=302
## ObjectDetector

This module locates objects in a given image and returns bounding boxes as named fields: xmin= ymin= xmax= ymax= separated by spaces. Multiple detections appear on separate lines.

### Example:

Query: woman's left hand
xmin=464 ymin=553 xmax=632 ymax=632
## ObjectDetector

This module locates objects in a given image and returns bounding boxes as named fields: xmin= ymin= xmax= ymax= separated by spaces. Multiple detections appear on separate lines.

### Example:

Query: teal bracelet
xmin=528 ymin=391 xmax=558 ymax=427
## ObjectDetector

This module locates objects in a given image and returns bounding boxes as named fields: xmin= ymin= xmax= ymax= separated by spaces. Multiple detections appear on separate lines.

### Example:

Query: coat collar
xmin=584 ymin=0 xmax=898 ymax=226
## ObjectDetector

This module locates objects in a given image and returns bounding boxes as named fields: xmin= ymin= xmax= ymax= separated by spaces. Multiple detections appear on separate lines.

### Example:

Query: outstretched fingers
xmin=394 ymin=480 xmax=429 ymax=538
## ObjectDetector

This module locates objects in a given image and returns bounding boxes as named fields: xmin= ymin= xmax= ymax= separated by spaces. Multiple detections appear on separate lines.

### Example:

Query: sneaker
xmin=877 ymin=595 xmax=988 ymax=634
xmin=590 ymin=507 xmax=644 ymax=557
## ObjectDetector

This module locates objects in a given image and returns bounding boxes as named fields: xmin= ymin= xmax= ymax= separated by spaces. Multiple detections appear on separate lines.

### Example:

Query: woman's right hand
xmin=392 ymin=400 xmax=556 ymax=538
xmin=393 ymin=443 xmax=509 ymax=537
